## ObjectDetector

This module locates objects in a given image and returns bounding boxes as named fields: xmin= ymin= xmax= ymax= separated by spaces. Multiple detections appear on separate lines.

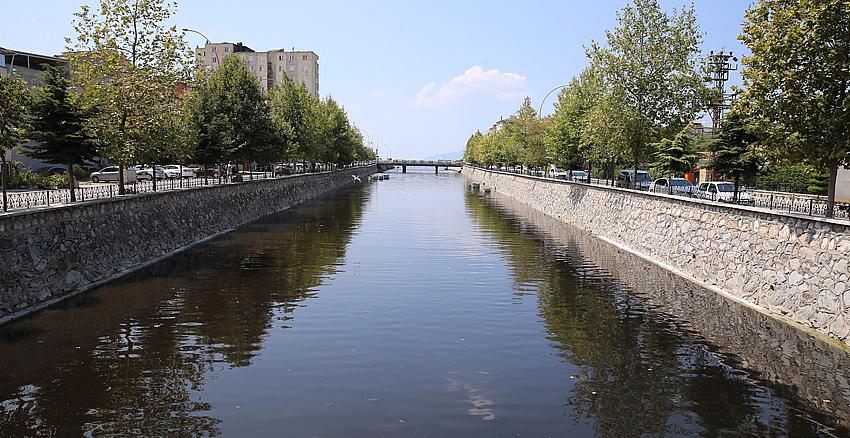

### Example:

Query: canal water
xmin=1 ymin=170 xmax=849 ymax=437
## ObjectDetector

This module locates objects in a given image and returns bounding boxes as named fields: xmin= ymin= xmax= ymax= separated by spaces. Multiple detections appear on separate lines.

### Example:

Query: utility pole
xmin=703 ymin=50 xmax=737 ymax=131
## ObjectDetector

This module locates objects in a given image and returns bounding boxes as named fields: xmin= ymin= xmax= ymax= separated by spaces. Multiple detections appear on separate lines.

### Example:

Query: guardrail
xmin=2 ymin=161 xmax=376 ymax=214
xmin=471 ymin=164 xmax=850 ymax=221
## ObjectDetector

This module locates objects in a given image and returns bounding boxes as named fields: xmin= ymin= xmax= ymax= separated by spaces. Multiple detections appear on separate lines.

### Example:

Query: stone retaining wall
xmin=0 ymin=165 xmax=377 ymax=323
xmin=465 ymin=166 xmax=850 ymax=346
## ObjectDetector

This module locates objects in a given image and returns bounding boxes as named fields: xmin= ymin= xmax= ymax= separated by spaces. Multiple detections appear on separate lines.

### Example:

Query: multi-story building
xmin=194 ymin=42 xmax=319 ymax=96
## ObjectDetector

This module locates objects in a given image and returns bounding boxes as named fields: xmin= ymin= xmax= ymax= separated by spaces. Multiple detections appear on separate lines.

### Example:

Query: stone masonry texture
xmin=0 ymin=166 xmax=377 ymax=322
xmin=465 ymin=166 xmax=850 ymax=346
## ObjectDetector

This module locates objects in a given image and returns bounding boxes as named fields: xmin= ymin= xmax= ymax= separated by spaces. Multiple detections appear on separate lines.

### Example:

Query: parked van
xmin=616 ymin=170 xmax=652 ymax=190
xmin=695 ymin=181 xmax=754 ymax=204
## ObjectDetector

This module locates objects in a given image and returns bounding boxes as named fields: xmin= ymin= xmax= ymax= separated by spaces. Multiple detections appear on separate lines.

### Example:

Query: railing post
xmin=769 ymin=193 xmax=773 ymax=210
xmin=809 ymin=198 xmax=814 ymax=216
xmin=46 ymin=190 xmax=49 ymax=207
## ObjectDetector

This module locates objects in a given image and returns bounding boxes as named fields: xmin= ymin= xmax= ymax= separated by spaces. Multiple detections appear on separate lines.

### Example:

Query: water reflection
xmin=1 ymin=172 xmax=849 ymax=437
xmin=0 ymin=187 xmax=370 ymax=436
xmin=466 ymin=191 xmax=850 ymax=436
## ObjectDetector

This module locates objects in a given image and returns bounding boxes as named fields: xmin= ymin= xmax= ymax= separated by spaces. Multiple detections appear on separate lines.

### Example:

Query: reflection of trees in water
xmin=0 ymin=187 xmax=370 ymax=436
xmin=464 ymin=192 xmax=842 ymax=436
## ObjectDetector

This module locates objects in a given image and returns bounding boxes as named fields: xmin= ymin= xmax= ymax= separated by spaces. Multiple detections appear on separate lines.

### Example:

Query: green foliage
xmin=24 ymin=65 xmax=98 ymax=198
xmin=738 ymin=0 xmax=850 ymax=215
xmin=186 ymin=55 xmax=277 ymax=167
xmin=650 ymin=128 xmax=699 ymax=177
xmin=587 ymin=0 xmax=706 ymax=184
xmin=708 ymin=112 xmax=761 ymax=197
xmin=756 ymin=164 xmax=810 ymax=193
xmin=807 ymin=170 xmax=829 ymax=196
xmin=0 ymin=73 xmax=31 ymax=159
xmin=66 ymin=0 xmax=193 ymax=184
xmin=547 ymin=67 xmax=604 ymax=170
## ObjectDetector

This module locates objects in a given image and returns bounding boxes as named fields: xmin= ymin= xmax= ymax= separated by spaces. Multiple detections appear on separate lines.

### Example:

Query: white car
xmin=649 ymin=177 xmax=696 ymax=196
xmin=133 ymin=166 xmax=167 ymax=180
xmin=90 ymin=166 xmax=137 ymax=183
xmin=695 ymin=181 xmax=754 ymax=204
xmin=549 ymin=165 xmax=569 ymax=179
xmin=571 ymin=170 xmax=589 ymax=182
xmin=163 ymin=164 xmax=196 ymax=178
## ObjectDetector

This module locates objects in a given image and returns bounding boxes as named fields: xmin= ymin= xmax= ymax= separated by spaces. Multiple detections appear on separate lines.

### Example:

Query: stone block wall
xmin=0 ymin=166 xmax=376 ymax=322
xmin=465 ymin=166 xmax=850 ymax=346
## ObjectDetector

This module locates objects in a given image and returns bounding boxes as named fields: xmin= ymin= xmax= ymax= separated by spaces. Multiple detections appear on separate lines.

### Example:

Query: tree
xmin=504 ymin=97 xmax=546 ymax=171
xmin=650 ymin=127 xmax=699 ymax=181
xmin=588 ymin=0 xmax=705 ymax=189
xmin=66 ymin=0 xmax=192 ymax=194
xmin=548 ymin=66 xmax=604 ymax=171
xmin=581 ymin=92 xmax=631 ymax=184
xmin=24 ymin=66 xmax=99 ymax=201
xmin=738 ymin=0 xmax=850 ymax=217
xmin=270 ymin=76 xmax=320 ymax=165
xmin=186 ymin=55 xmax=276 ymax=181
xmin=707 ymin=112 xmax=761 ymax=202
xmin=0 ymin=73 xmax=30 ymax=211
xmin=807 ymin=170 xmax=829 ymax=196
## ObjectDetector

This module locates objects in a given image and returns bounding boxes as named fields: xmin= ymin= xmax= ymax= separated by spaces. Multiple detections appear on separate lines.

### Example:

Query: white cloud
xmin=413 ymin=66 xmax=527 ymax=108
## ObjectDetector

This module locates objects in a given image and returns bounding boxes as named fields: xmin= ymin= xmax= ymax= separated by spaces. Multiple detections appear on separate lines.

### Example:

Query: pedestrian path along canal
xmin=2 ymin=170 xmax=850 ymax=436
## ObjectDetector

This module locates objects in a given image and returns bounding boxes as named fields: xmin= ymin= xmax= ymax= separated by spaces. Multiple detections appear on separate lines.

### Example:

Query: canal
xmin=1 ymin=170 xmax=849 ymax=437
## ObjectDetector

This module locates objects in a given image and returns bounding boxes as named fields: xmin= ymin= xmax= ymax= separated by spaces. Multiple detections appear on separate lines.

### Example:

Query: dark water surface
xmin=2 ymin=170 xmax=850 ymax=437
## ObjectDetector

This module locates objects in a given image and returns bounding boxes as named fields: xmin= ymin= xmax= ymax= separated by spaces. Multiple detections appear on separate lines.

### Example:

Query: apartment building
xmin=195 ymin=42 xmax=319 ymax=96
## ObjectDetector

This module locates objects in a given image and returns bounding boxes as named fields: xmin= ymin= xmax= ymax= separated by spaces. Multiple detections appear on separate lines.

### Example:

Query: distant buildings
xmin=194 ymin=42 xmax=319 ymax=96
xmin=489 ymin=115 xmax=517 ymax=133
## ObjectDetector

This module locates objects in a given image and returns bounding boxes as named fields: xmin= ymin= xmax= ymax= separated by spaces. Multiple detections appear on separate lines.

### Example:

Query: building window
xmin=288 ymin=55 xmax=294 ymax=61
xmin=302 ymin=55 xmax=307 ymax=60
xmin=225 ymin=47 xmax=229 ymax=53
xmin=289 ymin=65 xmax=295 ymax=72
xmin=278 ymin=66 xmax=282 ymax=71
xmin=212 ymin=57 xmax=217 ymax=63
xmin=279 ymin=55 xmax=282 ymax=61
xmin=212 ymin=47 xmax=217 ymax=53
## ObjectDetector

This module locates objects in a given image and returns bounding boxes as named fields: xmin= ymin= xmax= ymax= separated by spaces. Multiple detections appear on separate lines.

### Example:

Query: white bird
xmin=352 ymin=175 xmax=361 ymax=183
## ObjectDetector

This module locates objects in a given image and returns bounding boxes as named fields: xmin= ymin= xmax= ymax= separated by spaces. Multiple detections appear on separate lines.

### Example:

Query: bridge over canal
xmin=378 ymin=159 xmax=464 ymax=174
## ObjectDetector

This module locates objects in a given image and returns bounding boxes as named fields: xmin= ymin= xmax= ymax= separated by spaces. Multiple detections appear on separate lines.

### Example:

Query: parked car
xmin=162 ymin=164 xmax=196 ymax=178
xmin=90 ymin=166 xmax=137 ymax=183
xmin=695 ymin=181 xmax=754 ymax=204
xmin=133 ymin=166 xmax=167 ymax=180
xmin=616 ymin=169 xmax=652 ymax=190
xmin=571 ymin=170 xmax=589 ymax=182
xmin=35 ymin=166 xmax=67 ymax=176
xmin=549 ymin=165 xmax=569 ymax=179
xmin=649 ymin=177 xmax=696 ymax=196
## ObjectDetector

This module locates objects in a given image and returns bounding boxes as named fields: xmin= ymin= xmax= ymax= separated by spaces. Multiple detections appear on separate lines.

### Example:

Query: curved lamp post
xmin=182 ymin=28 xmax=210 ymax=44
xmin=538 ymin=84 xmax=569 ymax=117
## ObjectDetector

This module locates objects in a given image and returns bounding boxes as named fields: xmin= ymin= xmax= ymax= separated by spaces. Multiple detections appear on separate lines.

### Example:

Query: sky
xmin=0 ymin=0 xmax=752 ymax=159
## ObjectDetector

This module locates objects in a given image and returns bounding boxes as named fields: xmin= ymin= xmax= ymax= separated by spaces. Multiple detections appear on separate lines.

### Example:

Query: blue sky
xmin=1 ymin=0 xmax=751 ymax=159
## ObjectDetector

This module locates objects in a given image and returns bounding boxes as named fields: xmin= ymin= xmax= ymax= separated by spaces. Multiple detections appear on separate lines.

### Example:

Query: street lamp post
xmin=182 ymin=28 xmax=210 ymax=44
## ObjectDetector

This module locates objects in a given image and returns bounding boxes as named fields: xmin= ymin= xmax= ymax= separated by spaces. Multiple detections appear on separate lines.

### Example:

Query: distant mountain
xmin=423 ymin=150 xmax=464 ymax=160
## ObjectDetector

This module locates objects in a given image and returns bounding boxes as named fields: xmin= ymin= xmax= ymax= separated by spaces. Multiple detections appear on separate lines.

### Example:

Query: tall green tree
xmin=650 ymin=127 xmax=699 ymax=180
xmin=24 ymin=66 xmax=99 ymax=201
xmin=0 ymin=73 xmax=31 ymax=211
xmin=186 ymin=55 xmax=276 ymax=179
xmin=548 ymin=66 xmax=604 ymax=171
xmin=588 ymin=0 xmax=705 ymax=189
xmin=505 ymin=97 xmax=547 ymax=171
xmin=66 ymin=0 xmax=192 ymax=194
xmin=270 ymin=76 xmax=320 ymax=165
xmin=707 ymin=112 xmax=761 ymax=202
xmin=738 ymin=0 xmax=850 ymax=217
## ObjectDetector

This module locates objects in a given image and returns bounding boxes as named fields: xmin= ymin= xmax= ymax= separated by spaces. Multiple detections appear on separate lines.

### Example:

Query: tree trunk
xmin=632 ymin=156 xmax=639 ymax=190
xmin=1 ymin=155 xmax=8 ymax=212
xmin=118 ymin=163 xmax=126 ymax=195
xmin=733 ymin=174 xmax=740 ymax=204
xmin=68 ymin=163 xmax=76 ymax=203
xmin=827 ymin=161 xmax=839 ymax=218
